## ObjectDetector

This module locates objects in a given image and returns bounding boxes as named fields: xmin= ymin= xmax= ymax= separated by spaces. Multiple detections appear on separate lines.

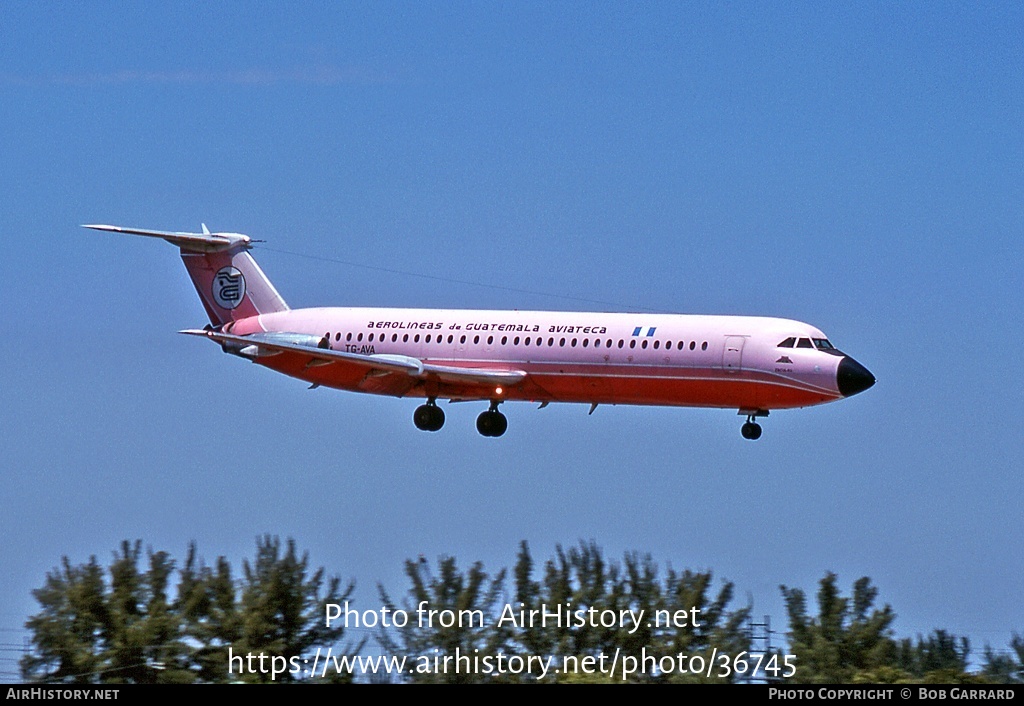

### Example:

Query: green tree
xmin=983 ymin=634 xmax=1024 ymax=683
xmin=517 ymin=541 xmax=750 ymax=683
xmin=658 ymin=565 xmax=752 ymax=683
xmin=895 ymin=630 xmax=976 ymax=682
xmin=379 ymin=555 xmax=509 ymax=683
xmin=21 ymin=557 xmax=108 ymax=682
xmin=534 ymin=541 xmax=620 ymax=660
xmin=781 ymin=573 xmax=898 ymax=683
xmin=176 ymin=545 xmax=241 ymax=683
xmin=382 ymin=541 xmax=752 ymax=683
xmin=232 ymin=535 xmax=358 ymax=683
xmin=100 ymin=541 xmax=192 ymax=683
xmin=22 ymin=537 xmax=355 ymax=684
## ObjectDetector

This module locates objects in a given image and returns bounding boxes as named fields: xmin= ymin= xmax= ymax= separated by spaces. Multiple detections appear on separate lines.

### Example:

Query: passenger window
xmin=357 ymin=333 xmax=363 ymax=341
xmin=641 ymin=340 xmax=648 ymax=349
xmin=525 ymin=337 xmax=531 ymax=345
xmin=514 ymin=336 xmax=520 ymax=345
xmin=424 ymin=334 xmax=430 ymax=343
xmin=392 ymin=334 xmax=398 ymax=342
xmin=474 ymin=335 xmax=480 ymax=344
xmin=689 ymin=341 xmax=695 ymax=350
xmin=414 ymin=334 xmax=420 ymax=343
xmin=701 ymin=341 xmax=707 ymax=351
xmin=618 ymin=340 xmax=624 ymax=348
xmin=460 ymin=335 xmax=466 ymax=344
xmin=654 ymin=340 xmax=660 ymax=350
xmin=347 ymin=332 xmax=352 ymax=342
xmin=447 ymin=334 xmax=453 ymax=344
xmin=560 ymin=338 xmax=566 ymax=347
xmin=403 ymin=334 xmax=409 ymax=342
xmin=487 ymin=336 xmax=494 ymax=345
xmin=501 ymin=336 xmax=507 ymax=345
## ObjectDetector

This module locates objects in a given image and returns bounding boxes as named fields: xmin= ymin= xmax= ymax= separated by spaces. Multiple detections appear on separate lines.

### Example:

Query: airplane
xmin=84 ymin=224 xmax=875 ymax=439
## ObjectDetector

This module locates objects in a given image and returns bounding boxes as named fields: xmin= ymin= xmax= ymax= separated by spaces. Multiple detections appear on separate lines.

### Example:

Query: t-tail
xmin=83 ymin=224 xmax=289 ymax=326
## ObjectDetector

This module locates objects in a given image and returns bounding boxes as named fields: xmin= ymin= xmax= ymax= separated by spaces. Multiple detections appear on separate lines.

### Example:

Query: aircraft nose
xmin=837 ymin=356 xmax=876 ymax=397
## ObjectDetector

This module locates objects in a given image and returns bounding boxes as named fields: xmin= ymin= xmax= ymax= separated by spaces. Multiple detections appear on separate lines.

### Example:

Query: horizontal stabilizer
xmin=83 ymin=224 xmax=251 ymax=253
xmin=181 ymin=329 xmax=528 ymax=387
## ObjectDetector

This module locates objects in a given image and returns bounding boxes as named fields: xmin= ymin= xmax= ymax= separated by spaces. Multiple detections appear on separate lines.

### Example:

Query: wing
xmin=180 ymin=329 xmax=528 ymax=387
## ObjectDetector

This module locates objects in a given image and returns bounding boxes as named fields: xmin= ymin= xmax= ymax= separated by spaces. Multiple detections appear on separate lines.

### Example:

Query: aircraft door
xmin=723 ymin=336 xmax=746 ymax=372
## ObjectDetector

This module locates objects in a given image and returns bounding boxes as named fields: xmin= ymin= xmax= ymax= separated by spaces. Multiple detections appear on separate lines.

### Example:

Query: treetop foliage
xmin=20 ymin=539 xmax=1023 ymax=684
xmin=379 ymin=540 xmax=752 ymax=683
xmin=779 ymin=572 xmax=1013 ymax=684
xmin=22 ymin=536 xmax=357 ymax=684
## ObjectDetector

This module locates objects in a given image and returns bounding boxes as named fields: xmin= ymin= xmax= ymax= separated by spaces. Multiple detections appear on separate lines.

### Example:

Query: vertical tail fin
xmin=83 ymin=224 xmax=289 ymax=326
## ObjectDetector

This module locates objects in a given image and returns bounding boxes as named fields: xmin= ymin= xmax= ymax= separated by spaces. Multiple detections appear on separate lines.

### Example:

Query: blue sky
xmin=1 ymin=2 xmax=1022 ymax=677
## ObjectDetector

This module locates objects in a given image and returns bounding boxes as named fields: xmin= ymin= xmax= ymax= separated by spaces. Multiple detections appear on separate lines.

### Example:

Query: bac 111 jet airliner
xmin=85 ymin=224 xmax=875 ymax=439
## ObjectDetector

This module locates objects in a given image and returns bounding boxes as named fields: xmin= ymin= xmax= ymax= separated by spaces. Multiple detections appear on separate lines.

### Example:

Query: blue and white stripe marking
xmin=631 ymin=326 xmax=657 ymax=337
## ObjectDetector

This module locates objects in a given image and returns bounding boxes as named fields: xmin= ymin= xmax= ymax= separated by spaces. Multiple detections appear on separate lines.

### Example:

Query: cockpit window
xmin=797 ymin=338 xmax=814 ymax=348
xmin=778 ymin=337 xmax=796 ymax=348
xmin=813 ymin=338 xmax=834 ymax=350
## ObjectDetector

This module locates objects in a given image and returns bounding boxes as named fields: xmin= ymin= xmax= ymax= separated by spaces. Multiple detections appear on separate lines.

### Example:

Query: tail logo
xmin=213 ymin=267 xmax=246 ymax=310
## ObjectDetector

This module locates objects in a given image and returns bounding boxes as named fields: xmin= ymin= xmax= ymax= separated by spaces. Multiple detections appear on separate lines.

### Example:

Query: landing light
xmin=495 ymin=387 xmax=504 ymax=396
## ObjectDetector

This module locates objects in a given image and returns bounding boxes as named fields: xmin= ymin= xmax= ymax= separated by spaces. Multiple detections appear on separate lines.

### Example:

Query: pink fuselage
xmin=221 ymin=307 xmax=850 ymax=411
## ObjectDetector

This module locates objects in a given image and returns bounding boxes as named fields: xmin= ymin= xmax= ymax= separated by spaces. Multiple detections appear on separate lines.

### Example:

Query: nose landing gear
xmin=741 ymin=420 xmax=762 ymax=440
xmin=413 ymin=398 xmax=445 ymax=432
xmin=739 ymin=409 xmax=768 ymax=440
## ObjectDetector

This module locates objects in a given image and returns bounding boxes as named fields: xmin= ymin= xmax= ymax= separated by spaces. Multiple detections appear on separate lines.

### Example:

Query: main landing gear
xmin=413 ymin=398 xmax=445 ymax=432
xmin=413 ymin=398 xmax=508 ymax=437
xmin=476 ymin=401 xmax=508 ymax=438
xmin=740 ymin=410 xmax=768 ymax=440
